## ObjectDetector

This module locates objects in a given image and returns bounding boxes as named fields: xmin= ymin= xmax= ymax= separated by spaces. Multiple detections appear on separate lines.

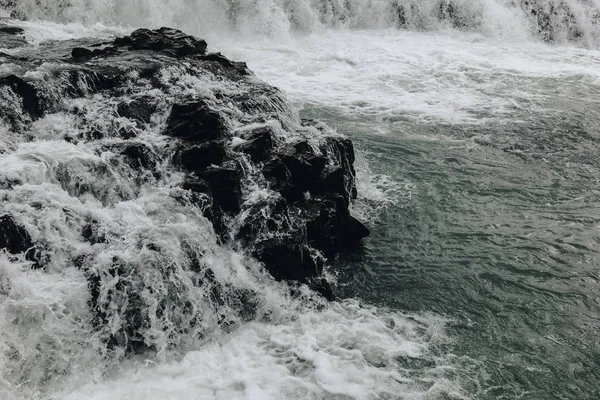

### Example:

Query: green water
xmin=299 ymin=83 xmax=600 ymax=398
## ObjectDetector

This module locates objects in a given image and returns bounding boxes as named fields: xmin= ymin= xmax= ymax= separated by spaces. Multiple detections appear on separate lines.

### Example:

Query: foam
xmin=58 ymin=301 xmax=459 ymax=400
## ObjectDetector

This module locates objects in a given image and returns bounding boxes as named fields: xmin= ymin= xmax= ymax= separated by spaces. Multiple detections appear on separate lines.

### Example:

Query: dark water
xmin=299 ymin=77 xmax=600 ymax=399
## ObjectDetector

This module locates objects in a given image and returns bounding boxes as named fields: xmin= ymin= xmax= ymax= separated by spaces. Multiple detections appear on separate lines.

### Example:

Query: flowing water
xmin=1 ymin=1 xmax=600 ymax=399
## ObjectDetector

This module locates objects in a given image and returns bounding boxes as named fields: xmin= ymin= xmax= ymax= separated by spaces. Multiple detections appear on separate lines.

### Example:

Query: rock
xmin=119 ymin=142 xmax=159 ymax=171
xmin=319 ymin=165 xmax=346 ymax=198
xmin=165 ymin=100 xmax=229 ymax=142
xmin=344 ymin=215 xmax=371 ymax=242
xmin=117 ymin=96 xmax=156 ymax=125
xmin=252 ymin=236 xmax=319 ymax=282
xmin=236 ymin=126 xmax=275 ymax=162
xmin=181 ymin=176 xmax=228 ymax=239
xmin=263 ymin=141 xmax=328 ymax=203
xmin=201 ymin=165 xmax=243 ymax=214
xmin=72 ymin=47 xmax=92 ymax=58
xmin=0 ymin=25 xmax=369 ymax=358
xmin=0 ymin=214 xmax=41 ymax=267
xmin=325 ymin=137 xmax=358 ymax=201
xmin=0 ymin=75 xmax=42 ymax=120
xmin=0 ymin=214 xmax=33 ymax=254
xmin=0 ymin=26 xmax=24 ymax=35
xmin=235 ymin=196 xmax=291 ymax=245
xmin=176 ymin=141 xmax=227 ymax=173
xmin=200 ymin=52 xmax=249 ymax=75
xmin=113 ymin=27 xmax=207 ymax=57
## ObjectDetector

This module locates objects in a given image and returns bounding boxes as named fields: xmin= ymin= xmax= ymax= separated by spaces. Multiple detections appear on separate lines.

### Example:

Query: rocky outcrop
xmin=0 ymin=27 xmax=368 ymax=352
xmin=0 ymin=214 xmax=40 ymax=267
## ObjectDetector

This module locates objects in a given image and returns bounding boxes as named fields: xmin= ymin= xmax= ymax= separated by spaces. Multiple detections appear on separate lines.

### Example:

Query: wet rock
xmin=263 ymin=140 xmax=328 ymax=203
xmin=201 ymin=165 xmax=243 ymax=214
xmin=0 ymin=74 xmax=42 ymax=120
xmin=118 ymin=142 xmax=159 ymax=171
xmin=236 ymin=126 xmax=275 ymax=162
xmin=113 ymin=27 xmax=207 ymax=57
xmin=0 ymin=214 xmax=33 ymax=255
xmin=181 ymin=176 xmax=228 ymax=239
xmin=165 ymin=100 xmax=229 ymax=142
xmin=0 ymin=26 xmax=369 ymax=359
xmin=117 ymin=96 xmax=156 ymax=125
xmin=0 ymin=214 xmax=40 ymax=267
xmin=252 ymin=236 xmax=319 ymax=282
xmin=325 ymin=137 xmax=358 ymax=202
xmin=319 ymin=165 xmax=346 ymax=198
xmin=72 ymin=47 xmax=92 ymax=58
xmin=176 ymin=141 xmax=227 ymax=173
xmin=297 ymin=195 xmax=369 ymax=258
xmin=0 ymin=26 xmax=24 ymax=35
xmin=236 ymin=196 xmax=291 ymax=245
xmin=200 ymin=52 xmax=249 ymax=75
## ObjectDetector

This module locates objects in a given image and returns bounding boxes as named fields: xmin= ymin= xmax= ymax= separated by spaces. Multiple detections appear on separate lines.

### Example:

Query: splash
xmin=2 ymin=0 xmax=600 ymax=46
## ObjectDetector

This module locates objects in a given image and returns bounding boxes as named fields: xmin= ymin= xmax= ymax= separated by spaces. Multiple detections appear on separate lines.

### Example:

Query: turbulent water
xmin=1 ymin=0 xmax=600 ymax=399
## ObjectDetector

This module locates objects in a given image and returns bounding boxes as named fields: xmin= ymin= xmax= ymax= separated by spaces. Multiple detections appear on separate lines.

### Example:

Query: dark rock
xmin=113 ymin=27 xmax=207 ymax=57
xmin=308 ymin=277 xmax=335 ymax=301
xmin=0 ymin=214 xmax=40 ymax=267
xmin=201 ymin=165 xmax=243 ymax=214
xmin=182 ymin=175 xmax=211 ymax=196
xmin=297 ymin=195 xmax=369 ymax=258
xmin=181 ymin=176 xmax=228 ymax=239
xmin=0 ymin=26 xmax=24 ymax=35
xmin=165 ymin=100 xmax=229 ymax=142
xmin=0 ymin=75 xmax=42 ymax=120
xmin=263 ymin=141 xmax=328 ymax=203
xmin=200 ymin=52 xmax=249 ymax=75
xmin=117 ymin=96 xmax=156 ymax=125
xmin=319 ymin=165 xmax=346 ymax=198
xmin=325 ymin=137 xmax=358 ymax=202
xmin=176 ymin=141 xmax=227 ymax=173
xmin=262 ymin=158 xmax=299 ymax=202
xmin=119 ymin=142 xmax=159 ymax=171
xmin=235 ymin=196 xmax=291 ymax=245
xmin=0 ymin=24 xmax=370 ymax=359
xmin=344 ymin=215 xmax=371 ymax=242
xmin=0 ymin=214 xmax=33 ymax=255
xmin=252 ymin=237 xmax=320 ymax=282
xmin=72 ymin=47 xmax=92 ymax=58
xmin=236 ymin=126 xmax=275 ymax=162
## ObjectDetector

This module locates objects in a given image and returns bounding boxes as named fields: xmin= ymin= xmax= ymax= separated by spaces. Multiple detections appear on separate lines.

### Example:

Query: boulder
xmin=72 ymin=47 xmax=92 ymax=58
xmin=0 ymin=75 xmax=42 ymax=120
xmin=176 ymin=141 xmax=227 ymax=173
xmin=0 ymin=214 xmax=33 ymax=255
xmin=113 ymin=27 xmax=207 ymax=57
xmin=200 ymin=52 xmax=249 ymax=75
xmin=0 ymin=26 xmax=24 ymax=35
xmin=201 ymin=165 xmax=243 ymax=214
xmin=165 ymin=100 xmax=229 ymax=142
xmin=236 ymin=126 xmax=276 ymax=163
xmin=252 ymin=236 xmax=319 ymax=282
xmin=119 ymin=142 xmax=159 ymax=172
xmin=117 ymin=96 xmax=157 ymax=125
xmin=0 ymin=214 xmax=40 ymax=267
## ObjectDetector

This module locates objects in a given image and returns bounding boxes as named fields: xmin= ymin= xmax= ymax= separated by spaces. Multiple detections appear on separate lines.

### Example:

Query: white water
xmin=2 ymin=1 xmax=600 ymax=399
xmin=3 ymin=0 xmax=600 ymax=46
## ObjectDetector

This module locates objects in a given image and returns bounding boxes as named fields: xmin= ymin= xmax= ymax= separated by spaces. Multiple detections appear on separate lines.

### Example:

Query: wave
xmin=2 ymin=0 xmax=600 ymax=46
